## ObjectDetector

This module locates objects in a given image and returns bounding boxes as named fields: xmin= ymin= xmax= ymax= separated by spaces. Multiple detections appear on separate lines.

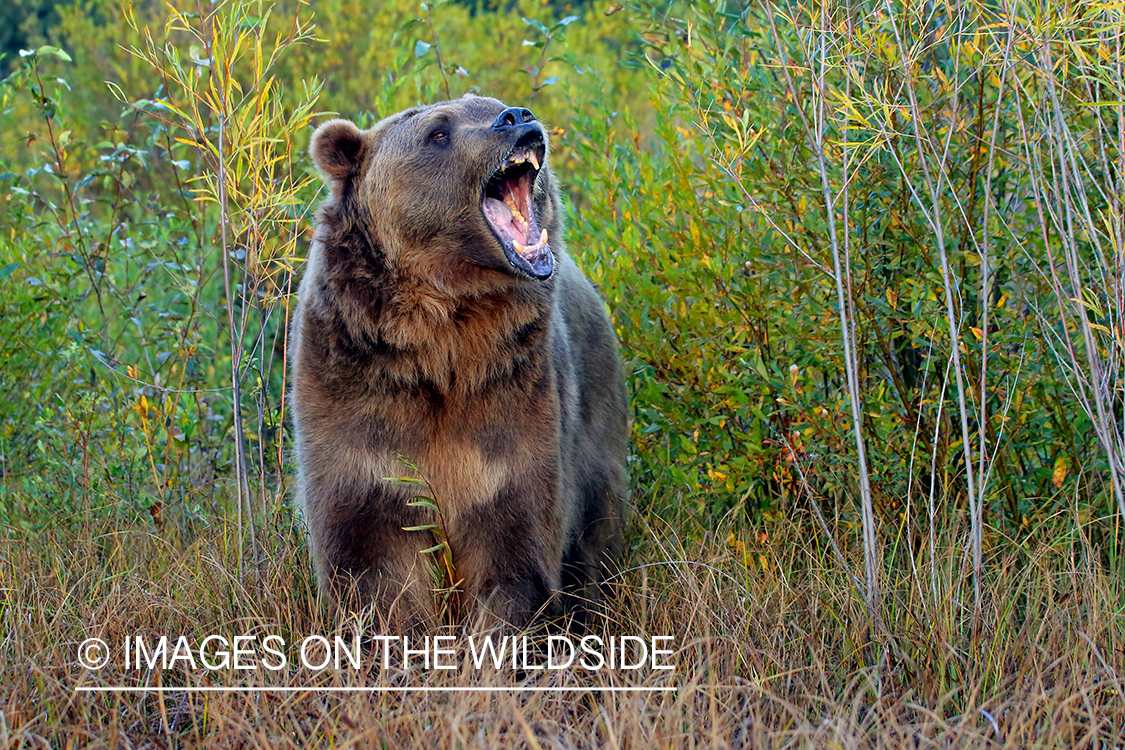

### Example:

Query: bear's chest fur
xmin=294 ymin=273 xmax=567 ymax=518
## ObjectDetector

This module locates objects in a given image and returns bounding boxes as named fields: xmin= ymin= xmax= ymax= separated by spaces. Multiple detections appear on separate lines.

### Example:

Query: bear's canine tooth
xmin=512 ymin=240 xmax=526 ymax=254
xmin=540 ymin=228 xmax=548 ymax=245
xmin=528 ymin=152 xmax=540 ymax=171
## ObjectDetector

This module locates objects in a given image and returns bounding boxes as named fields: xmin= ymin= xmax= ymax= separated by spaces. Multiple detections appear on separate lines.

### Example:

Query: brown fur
xmin=291 ymin=96 xmax=628 ymax=631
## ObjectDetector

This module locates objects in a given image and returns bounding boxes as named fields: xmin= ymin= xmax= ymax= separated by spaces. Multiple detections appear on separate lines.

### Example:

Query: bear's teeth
xmin=504 ymin=200 xmax=527 ymax=226
xmin=528 ymin=152 xmax=540 ymax=171
xmin=512 ymin=231 xmax=548 ymax=258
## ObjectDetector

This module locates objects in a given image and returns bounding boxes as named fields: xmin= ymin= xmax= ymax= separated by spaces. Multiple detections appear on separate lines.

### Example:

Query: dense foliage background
xmin=4 ymin=0 xmax=1123 ymax=575
xmin=1 ymin=0 xmax=1124 ymax=745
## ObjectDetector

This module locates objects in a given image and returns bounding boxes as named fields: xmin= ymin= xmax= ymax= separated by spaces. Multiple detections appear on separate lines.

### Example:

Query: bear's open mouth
xmin=482 ymin=135 xmax=553 ymax=279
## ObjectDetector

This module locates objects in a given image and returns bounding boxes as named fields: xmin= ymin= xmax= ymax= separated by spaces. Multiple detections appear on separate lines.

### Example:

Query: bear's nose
xmin=492 ymin=107 xmax=536 ymax=129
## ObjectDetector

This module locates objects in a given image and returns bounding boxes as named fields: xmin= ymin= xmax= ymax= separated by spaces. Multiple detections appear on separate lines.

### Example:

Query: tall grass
xmin=1 ymin=514 xmax=1121 ymax=746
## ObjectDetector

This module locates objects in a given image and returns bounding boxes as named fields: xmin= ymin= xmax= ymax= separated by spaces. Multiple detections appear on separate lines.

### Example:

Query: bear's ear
xmin=310 ymin=119 xmax=366 ymax=190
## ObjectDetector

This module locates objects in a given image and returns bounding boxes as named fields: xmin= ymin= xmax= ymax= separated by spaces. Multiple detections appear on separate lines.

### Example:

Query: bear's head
xmin=310 ymin=95 xmax=560 ymax=291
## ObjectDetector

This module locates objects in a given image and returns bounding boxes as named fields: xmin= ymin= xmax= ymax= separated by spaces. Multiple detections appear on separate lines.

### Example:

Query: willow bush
xmin=568 ymin=0 xmax=1125 ymax=606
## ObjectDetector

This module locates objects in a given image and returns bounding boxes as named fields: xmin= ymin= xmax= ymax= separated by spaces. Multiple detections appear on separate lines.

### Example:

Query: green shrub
xmin=570 ymin=0 xmax=1125 ymax=578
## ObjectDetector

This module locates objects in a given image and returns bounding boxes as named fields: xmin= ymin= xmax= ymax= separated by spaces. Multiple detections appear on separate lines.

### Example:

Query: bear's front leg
xmin=307 ymin=484 xmax=436 ymax=632
xmin=448 ymin=484 xmax=563 ymax=630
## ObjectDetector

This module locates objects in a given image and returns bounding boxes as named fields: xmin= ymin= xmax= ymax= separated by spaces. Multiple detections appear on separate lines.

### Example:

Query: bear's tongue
xmin=482 ymin=197 xmax=523 ymax=242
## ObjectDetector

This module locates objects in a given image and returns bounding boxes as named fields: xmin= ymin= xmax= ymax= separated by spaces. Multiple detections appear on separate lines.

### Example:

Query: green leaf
xmin=407 ymin=499 xmax=439 ymax=511
xmin=402 ymin=524 xmax=439 ymax=532
xmin=0 ymin=262 xmax=20 ymax=280
xmin=522 ymin=18 xmax=549 ymax=36
xmin=552 ymin=15 xmax=579 ymax=31
xmin=393 ymin=453 xmax=423 ymax=473
xmin=392 ymin=17 xmax=422 ymax=46
xmin=420 ymin=543 xmax=448 ymax=554
xmin=37 ymin=45 xmax=72 ymax=63
xmin=415 ymin=40 xmax=431 ymax=57
xmin=382 ymin=475 xmax=427 ymax=486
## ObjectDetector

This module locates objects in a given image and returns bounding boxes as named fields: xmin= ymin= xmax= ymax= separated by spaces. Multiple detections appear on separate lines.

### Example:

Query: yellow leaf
xmin=1052 ymin=456 xmax=1067 ymax=489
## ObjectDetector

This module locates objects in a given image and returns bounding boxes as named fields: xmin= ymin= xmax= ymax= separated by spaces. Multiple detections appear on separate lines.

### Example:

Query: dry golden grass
xmin=1 ymin=510 xmax=1121 ymax=749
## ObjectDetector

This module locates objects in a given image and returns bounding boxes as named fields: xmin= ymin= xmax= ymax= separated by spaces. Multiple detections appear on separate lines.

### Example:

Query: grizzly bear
xmin=291 ymin=95 xmax=627 ymax=631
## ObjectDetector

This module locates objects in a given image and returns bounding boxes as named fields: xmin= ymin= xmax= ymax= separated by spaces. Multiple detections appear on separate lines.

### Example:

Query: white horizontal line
xmin=76 ymin=686 xmax=675 ymax=693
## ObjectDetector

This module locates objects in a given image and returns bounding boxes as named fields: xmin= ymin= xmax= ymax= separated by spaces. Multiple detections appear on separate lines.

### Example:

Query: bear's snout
xmin=492 ymin=106 xmax=537 ymax=129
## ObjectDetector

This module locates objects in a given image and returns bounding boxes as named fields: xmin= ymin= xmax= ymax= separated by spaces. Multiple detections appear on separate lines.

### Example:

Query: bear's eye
xmin=429 ymin=128 xmax=449 ymax=143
